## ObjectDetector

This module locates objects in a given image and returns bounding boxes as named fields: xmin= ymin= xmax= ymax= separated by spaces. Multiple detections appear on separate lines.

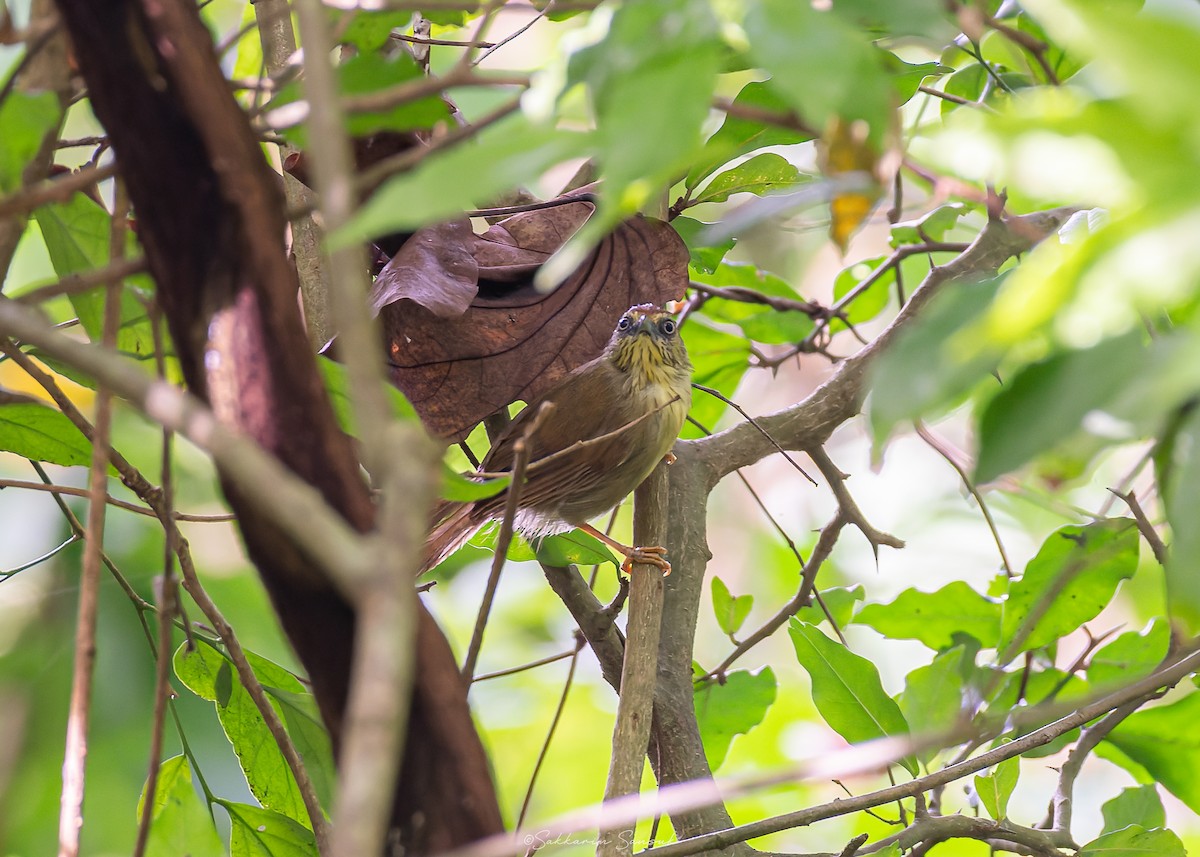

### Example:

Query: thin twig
xmin=355 ymin=95 xmax=521 ymax=192
xmin=1110 ymin=489 xmax=1168 ymax=567
xmin=705 ymin=513 xmax=844 ymax=680
xmin=687 ymin=282 xmax=830 ymax=320
xmin=711 ymin=95 xmax=818 ymax=139
xmin=0 ymin=534 xmax=79 ymax=579
xmin=0 ymin=161 xmax=118 ymax=220
xmin=808 ymin=448 xmax=904 ymax=555
xmin=0 ymin=478 xmax=235 ymax=522
xmin=133 ymin=263 xmax=180 ymax=857
xmin=983 ymin=12 xmax=1060 ymax=85
xmin=917 ymin=84 xmax=996 ymax=110
xmin=462 ymin=402 xmax=553 ymax=681
xmin=58 ymin=190 xmax=124 ymax=857
xmin=474 ymin=0 xmax=551 ymax=63
xmin=391 ymin=32 xmax=495 ymax=47
xmin=915 ymin=422 xmax=1013 ymax=577
xmin=691 ymin=383 xmax=816 ymax=485
xmin=518 ymin=635 xmax=586 ymax=826
xmin=340 ymin=67 xmax=528 ymax=115
xmin=473 ymin=646 xmax=578 ymax=682
xmin=15 ymin=256 xmax=147 ymax=304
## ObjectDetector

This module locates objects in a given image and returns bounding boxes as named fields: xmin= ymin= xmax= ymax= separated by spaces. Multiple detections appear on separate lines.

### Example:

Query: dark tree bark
xmin=51 ymin=0 xmax=503 ymax=849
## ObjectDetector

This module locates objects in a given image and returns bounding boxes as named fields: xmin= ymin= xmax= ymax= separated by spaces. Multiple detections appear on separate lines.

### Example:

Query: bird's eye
xmin=659 ymin=318 xmax=677 ymax=335
xmin=617 ymin=316 xmax=632 ymax=331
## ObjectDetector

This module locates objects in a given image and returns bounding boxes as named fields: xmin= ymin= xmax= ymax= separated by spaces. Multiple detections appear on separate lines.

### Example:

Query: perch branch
xmin=600 ymin=463 xmax=670 ymax=857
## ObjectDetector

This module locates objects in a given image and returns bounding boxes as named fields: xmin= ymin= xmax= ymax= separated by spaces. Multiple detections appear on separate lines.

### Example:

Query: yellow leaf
xmin=818 ymin=117 xmax=882 ymax=253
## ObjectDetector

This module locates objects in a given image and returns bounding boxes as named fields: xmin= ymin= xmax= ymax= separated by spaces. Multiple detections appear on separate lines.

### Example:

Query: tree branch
xmin=600 ymin=464 xmax=670 ymax=857
xmin=692 ymin=207 xmax=1077 ymax=480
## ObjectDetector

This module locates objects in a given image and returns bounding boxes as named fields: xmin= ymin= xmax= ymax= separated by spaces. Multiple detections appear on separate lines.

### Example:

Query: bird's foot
xmin=619 ymin=545 xmax=671 ymax=577
xmin=576 ymin=523 xmax=672 ymax=577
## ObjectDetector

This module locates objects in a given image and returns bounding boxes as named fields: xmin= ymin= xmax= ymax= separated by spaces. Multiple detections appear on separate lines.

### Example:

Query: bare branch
xmin=59 ymin=184 xmax=125 ymax=857
xmin=705 ymin=513 xmax=844 ymax=679
xmin=1110 ymin=489 xmax=1168 ymax=567
xmin=808 ymin=448 xmax=904 ymax=555
xmin=916 ymin=422 xmax=1013 ymax=577
xmin=463 ymin=403 xmax=553 ymax=681
xmin=600 ymin=464 xmax=670 ymax=857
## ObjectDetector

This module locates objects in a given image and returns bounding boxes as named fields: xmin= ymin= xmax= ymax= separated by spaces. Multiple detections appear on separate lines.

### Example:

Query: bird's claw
xmin=620 ymin=545 xmax=671 ymax=577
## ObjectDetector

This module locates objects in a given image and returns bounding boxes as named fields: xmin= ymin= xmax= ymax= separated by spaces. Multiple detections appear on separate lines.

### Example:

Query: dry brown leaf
xmin=375 ymin=196 xmax=688 ymax=440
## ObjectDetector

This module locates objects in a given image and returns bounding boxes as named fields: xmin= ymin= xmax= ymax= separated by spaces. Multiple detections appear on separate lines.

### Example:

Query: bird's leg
xmin=578 ymin=522 xmax=672 ymax=576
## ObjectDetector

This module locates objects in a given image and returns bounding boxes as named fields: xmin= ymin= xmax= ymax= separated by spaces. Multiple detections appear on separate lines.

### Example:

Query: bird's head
xmin=606 ymin=304 xmax=691 ymax=385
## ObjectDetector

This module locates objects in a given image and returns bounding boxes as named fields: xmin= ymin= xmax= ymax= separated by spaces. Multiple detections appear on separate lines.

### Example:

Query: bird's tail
xmin=420 ymin=501 xmax=483 ymax=576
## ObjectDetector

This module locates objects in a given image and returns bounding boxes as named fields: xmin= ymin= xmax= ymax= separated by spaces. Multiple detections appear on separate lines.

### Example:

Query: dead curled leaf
xmin=371 ymin=193 xmax=689 ymax=440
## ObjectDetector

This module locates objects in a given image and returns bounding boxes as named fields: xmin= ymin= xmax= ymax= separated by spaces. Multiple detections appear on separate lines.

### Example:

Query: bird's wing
xmin=477 ymin=359 xmax=642 ymax=508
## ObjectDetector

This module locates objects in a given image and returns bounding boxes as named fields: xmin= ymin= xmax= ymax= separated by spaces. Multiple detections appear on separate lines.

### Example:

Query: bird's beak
xmin=631 ymin=316 xmax=651 ymax=336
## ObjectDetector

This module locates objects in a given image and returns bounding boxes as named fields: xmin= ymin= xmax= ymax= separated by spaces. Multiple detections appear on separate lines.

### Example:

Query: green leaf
xmin=788 ymin=621 xmax=917 ymax=775
xmin=266 ymin=688 xmax=337 ymax=813
xmin=974 ymin=332 xmax=1148 ymax=482
xmin=1078 ymin=825 xmax=1186 ymax=857
xmin=745 ymin=0 xmax=895 ymax=142
xmin=686 ymin=80 xmax=814 ymax=191
xmin=974 ymin=754 xmax=1019 ymax=821
xmin=832 ymin=255 xmax=895 ymax=326
xmin=1162 ymin=406 xmax=1200 ymax=633
xmin=224 ymin=801 xmax=317 ymax=857
xmin=1087 ymin=620 xmax=1168 ymax=689
xmin=679 ymin=320 xmax=750 ymax=438
xmin=737 ymin=310 xmax=815 ymax=345
xmin=174 ymin=643 xmax=310 ymax=827
xmin=0 ymin=401 xmax=92 ymax=466
xmin=137 ymin=756 xmax=223 ymax=857
xmin=570 ymin=0 xmax=721 ymax=208
xmin=868 ymin=275 xmax=1004 ymax=446
xmin=711 ymin=577 xmax=753 ymax=638
xmin=830 ymin=0 xmax=957 ymax=39
xmin=33 ymin=194 xmax=157 ymax=357
xmin=267 ymin=53 xmax=451 ymax=148
xmin=691 ymin=154 xmax=807 ymax=207
xmin=898 ymin=647 xmax=967 ymax=760
xmin=673 ymin=216 xmax=735 ymax=274
xmin=534 ymin=529 xmax=619 ymax=569
xmin=338 ymin=116 xmax=586 ymax=244
xmin=1106 ymin=693 xmax=1200 ymax=814
xmin=0 ymin=91 xmax=61 ymax=193
xmin=694 ymin=667 xmax=776 ymax=770
xmin=887 ymin=56 xmax=953 ymax=105
xmin=1102 ymin=786 xmax=1166 ymax=835
xmin=337 ymin=10 xmax=413 ymax=51
xmin=795 ymin=585 xmax=864 ymax=629
xmin=468 ymin=522 xmax=532 ymax=562
xmin=853 ymin=582 xmax=1001 ymax=650
xmin=998 ymin=519 xmax=1138 ymax=662
xmin=316 ymin=356 xmax=417 ymax=432
xmin=440 ymin=464 xmax=510 ymax=503
xmin=689 ymin=261 xmax=815 ymax=345
xmin=889 ymin=204 xmax=969 ymax=247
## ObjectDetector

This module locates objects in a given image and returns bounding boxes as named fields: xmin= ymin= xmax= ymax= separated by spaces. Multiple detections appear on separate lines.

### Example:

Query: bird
xmin=421 ymin=303 xmax=692 ymax=576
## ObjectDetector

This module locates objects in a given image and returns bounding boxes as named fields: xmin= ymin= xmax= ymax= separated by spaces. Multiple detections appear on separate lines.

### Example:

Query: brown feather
xmin=419 ymin=305 xmax=691 ymax=574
